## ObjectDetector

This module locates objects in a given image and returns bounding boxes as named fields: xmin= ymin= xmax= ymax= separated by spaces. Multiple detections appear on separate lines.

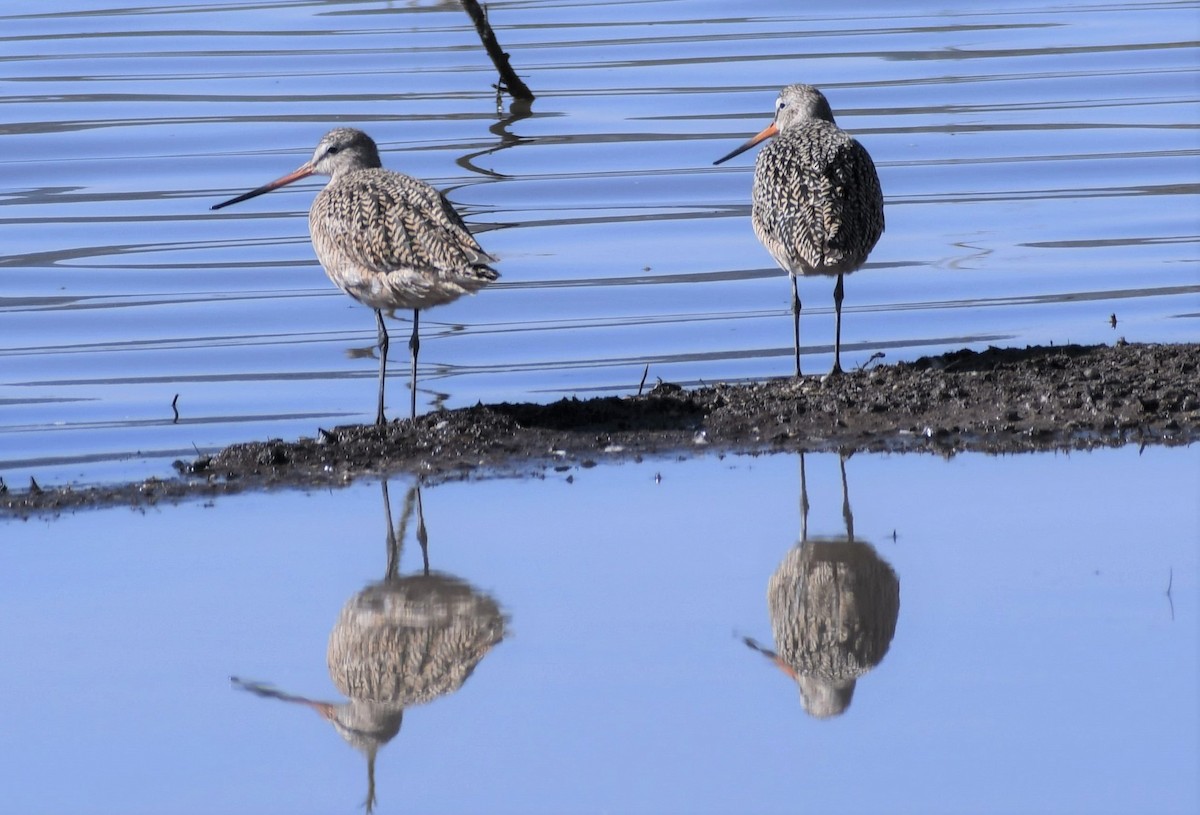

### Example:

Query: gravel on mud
xmin=4 ymin=341 xmax=1197 ymax=516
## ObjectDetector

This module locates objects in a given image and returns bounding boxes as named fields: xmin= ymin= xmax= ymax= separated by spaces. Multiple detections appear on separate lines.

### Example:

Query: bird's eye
xmin=327 ymin=146 xmax=341 ymax=156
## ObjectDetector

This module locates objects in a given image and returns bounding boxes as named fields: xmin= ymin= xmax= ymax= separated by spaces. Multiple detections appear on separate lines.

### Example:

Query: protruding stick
xmin=461 ymin=0 xmax=534 ymax=101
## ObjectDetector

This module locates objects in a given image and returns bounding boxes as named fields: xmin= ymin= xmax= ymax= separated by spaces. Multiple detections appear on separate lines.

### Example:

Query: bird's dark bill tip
xmin=210 ymin=165 xmax=315 ymax=211
xmin=712 ymin=147 xmax=744 ymax=166
xmin=713 ymin=122 xmax=780 ymax=166
xmin=713 ymin=138 xmax=758 ymax=166
xmin=211 ymin=187 xmax=269 ymax=211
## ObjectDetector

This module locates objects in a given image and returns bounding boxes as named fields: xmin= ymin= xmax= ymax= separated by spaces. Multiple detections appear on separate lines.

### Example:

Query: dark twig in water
xmin=185 ymin=442 xmax=212 ymax=473
xmin=856 ymin=351 xmax=886 ymax=371
xmin=1166 ymin=567 xmax=1175 ymax=621
xmin=171 ymin=393 xmax=180 ymax=423
xmin=460 ymin=0 xmax=534 ymax=100
xmin=638 ymin=364 xmax=650 ymax=396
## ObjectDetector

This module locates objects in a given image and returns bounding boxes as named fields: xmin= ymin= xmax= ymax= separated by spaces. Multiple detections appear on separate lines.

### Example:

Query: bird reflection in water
xmin=232 ymin=481 xmax=508 ymax=812
xmin=744 ymin=453 xmax=900 ymax=718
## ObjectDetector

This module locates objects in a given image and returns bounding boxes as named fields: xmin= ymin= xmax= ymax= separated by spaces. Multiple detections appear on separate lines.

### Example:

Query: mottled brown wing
xmin=315 ymin=169 xmax=495 ymax=277
xmin=824 ymin=139 xmax=884 ymax=266
xmin=752 ymin=123 xmax=883 ymax=274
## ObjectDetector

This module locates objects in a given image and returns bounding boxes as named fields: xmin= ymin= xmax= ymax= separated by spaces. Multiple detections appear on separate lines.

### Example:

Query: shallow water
xmin=1 ymin=0 xmax=1198 ymax=487
xmin=1 ymin=448 xmax=1196 ymax=814
xmin=1 ymin=7 xmax=1198 ymax=809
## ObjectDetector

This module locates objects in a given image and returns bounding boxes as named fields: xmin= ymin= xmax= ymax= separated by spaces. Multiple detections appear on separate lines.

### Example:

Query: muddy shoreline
xmin=4 ymin=342 xmax=1197 ymax=516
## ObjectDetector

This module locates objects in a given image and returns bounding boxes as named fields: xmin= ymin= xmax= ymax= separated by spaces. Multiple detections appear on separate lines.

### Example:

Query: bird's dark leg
xmin=799 ymin=452 xmax=810 ymax=543
xmin=790 ymin=274 xmax=802 ymax=377
xmin=830 ymin=272 xmax=845 ymax=376
xmin=408 ymin=309 xmax=420 ymax=420
xmin=374 ymin=309 xmax=389 ymax=426
xmin=839 ymin=450 xmax=854 ymax=542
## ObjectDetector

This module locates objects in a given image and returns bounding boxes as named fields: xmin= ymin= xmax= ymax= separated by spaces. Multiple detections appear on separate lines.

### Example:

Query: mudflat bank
xmin=4 ymin=342 xmax=1197 ymax=516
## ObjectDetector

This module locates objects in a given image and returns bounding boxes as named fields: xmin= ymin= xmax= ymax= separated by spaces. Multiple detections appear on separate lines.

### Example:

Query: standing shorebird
xmin=212 ymin=127 xmax=498 ymax=424
xmin=714 ymin=84 xmax=884 ymax=376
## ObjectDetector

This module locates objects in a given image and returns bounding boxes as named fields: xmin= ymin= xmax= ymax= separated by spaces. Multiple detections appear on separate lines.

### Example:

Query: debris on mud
xmin=4 ymin=342 xmax=1197 ymax=516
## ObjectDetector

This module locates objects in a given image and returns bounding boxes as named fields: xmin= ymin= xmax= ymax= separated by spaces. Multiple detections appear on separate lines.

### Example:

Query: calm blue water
xmin=1 ymin=4 xmax=1198 ymax=812
xmin=2 ymin=449 xmax=1196 ymax=814
xmin=1 ymin=0 xmax=1197 ymax=487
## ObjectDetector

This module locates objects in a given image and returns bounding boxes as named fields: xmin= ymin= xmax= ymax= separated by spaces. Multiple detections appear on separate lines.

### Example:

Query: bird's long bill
xmin=712 ymin=122 xmax=780 ymax=166
xmin=210 ymin=162 xmax=315 ymax=210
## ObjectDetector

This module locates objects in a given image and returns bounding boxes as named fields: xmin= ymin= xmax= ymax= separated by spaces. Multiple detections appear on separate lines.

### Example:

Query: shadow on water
xmin=231 ymin=480 xmax=508 ymax=813
xmin=744 ymin=452 xmax=900 ymax=719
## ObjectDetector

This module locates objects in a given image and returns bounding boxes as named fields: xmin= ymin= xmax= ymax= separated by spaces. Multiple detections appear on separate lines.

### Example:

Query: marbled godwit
xmin=714 ymin=84 xmax=884 ymax=376
xmin=212 ymin=128 xmax=498 ymax=423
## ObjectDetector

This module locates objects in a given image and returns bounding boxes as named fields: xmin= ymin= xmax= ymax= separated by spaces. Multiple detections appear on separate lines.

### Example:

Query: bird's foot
xmin=821 ymin=365 xmax=844 ymax=384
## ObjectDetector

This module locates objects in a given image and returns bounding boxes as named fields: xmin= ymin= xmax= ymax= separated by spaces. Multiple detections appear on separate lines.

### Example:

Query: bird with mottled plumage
xmin=213 ymin=127 xmax=498 ymax=424
xmin=715 ymin=84 xmax=884 ymax=376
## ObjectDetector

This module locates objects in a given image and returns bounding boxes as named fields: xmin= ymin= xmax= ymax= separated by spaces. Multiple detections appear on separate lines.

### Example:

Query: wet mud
xmin=4 ymin=342 xmax=1197 ymax=516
